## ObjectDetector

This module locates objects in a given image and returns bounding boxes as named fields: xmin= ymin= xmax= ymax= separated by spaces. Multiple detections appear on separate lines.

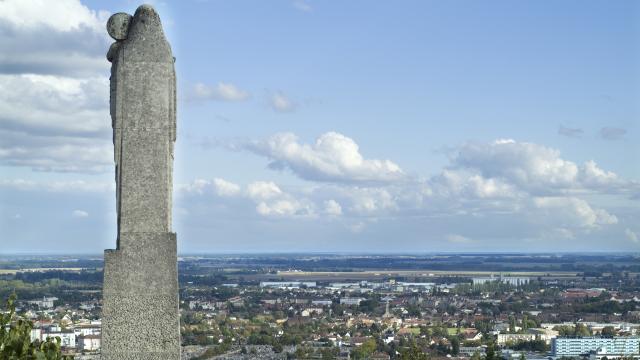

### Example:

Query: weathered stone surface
xmin=102 ymin=233 xmax=180 ymax=359
xmin=103 ymin=233 xmax=178 ymax=295
xmin=102 ymin=4 xmax=180 ymax=360
xmin=106 ymin=12 xmax=131 ymax=40
xmin=106 ymin=42 xmax=120 ymax=62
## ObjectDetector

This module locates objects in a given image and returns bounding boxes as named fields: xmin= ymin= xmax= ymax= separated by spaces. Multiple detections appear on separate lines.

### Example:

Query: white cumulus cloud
xmin=212 ymin=178 xmax=241 ymax=197
xmin=323 ymin=199 xmax=342 ymax=216
xmin=246 ymin=181 xmax=283 ymax=200
xmin=430 ymin=170 xmax=518 ymax=199
xmin=0 ymin=0 xmax=110 ymax=77
xmin=446 ymin=234 xmax=473 ymax=244
xmin=0 ymin=179 xmax=113 ymax=193
xmin=246 ymin=132 xmax=405 ymax=183
xmin=0 ymin=0 xmax=113 ymax=173
xmin=581 ymin=160 xmax=618 ymax=187
xmin=452 ymin=139 xmax=625 ymax=194
xmin=246 ymin=181 xmax=314 ymax=217
xmin=531 ymin=197 xmax=618 ymax=229
xmin=349 ymin=187 xmax=397 ymax=214
xmin=454 ymin=139 xmax=579 ymax=192
xmin=191 ymin=82 xmax=250 ymax=102
xmin=185 ymin=137 xmax=631 ymax=245
xmin=179 ymin=178 xmax=242 ymax=197
xmin=256 ymin=199 xmax=311 ymax=217
xmin=72 ymin=209 xmax=89 ymax=218
xmin=269 ymin=91 xmax=296 ymax=112
xmin=0 ymin=0 xmax=104 ymax=32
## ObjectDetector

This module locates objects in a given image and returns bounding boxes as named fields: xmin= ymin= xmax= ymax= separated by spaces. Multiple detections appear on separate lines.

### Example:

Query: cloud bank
xmin=172 ymin=135 xmax=636 ymax=249
xmin=0 ymin=0 xmax=112 ymax=173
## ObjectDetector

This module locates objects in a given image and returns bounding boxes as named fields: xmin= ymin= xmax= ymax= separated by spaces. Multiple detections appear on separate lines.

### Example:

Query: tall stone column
xmin=102 ymin=4 xmax=180 ymax=359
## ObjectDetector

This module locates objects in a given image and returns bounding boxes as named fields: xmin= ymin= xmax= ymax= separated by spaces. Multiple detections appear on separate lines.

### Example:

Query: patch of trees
xmin=554 ymin=323 xmax=592 ymax=337
xmin=350 ymin=338 xmax=377 ymax=359
xmin=179 ymin=273 xmax=228 ymax=287
xmin=510 ymin=340 xmax=549 ymax=352
xmin=0 ymin=279 xmax=98 ymax=304
xmin=573 ymin=300 xmax=636 ymax=314
xmin=358 ymin=298 xmax=380 ymax=314
xmin=13 ymin=271 xmax=102 ymax=284
xmin=190 ymin=343 xmax=231 ymax=360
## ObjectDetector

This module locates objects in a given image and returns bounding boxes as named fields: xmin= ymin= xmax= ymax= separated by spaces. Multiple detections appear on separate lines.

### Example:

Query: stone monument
xmin=102 ymin=4 xmax=180 ymax=359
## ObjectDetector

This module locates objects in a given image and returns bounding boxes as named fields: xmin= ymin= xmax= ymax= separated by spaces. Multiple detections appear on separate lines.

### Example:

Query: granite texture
xmin=102 ymin=233 xmax=180 ymax=359
xmin=106 ymin=13 xmax=131 ymax=41
xmin=102 ymin=4 xmax=180 ymax=359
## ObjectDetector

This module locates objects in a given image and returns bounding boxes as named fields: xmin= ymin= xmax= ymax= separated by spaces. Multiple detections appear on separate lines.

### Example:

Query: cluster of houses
xmin=16 ymin=298 xmax=102 ymax=355
xmin=29 ymin=320 xmax=101 ymax=352
xmin=9 ymin=274 xmax=640 ymax=358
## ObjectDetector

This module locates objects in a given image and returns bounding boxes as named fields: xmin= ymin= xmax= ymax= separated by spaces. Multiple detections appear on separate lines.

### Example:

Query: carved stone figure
xmin=101 ymin=5 xmax=180 ymax=359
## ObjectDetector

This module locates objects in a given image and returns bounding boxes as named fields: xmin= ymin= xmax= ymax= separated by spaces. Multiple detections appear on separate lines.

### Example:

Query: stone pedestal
xmin=102 ymin=233 xmax=180 ymax=359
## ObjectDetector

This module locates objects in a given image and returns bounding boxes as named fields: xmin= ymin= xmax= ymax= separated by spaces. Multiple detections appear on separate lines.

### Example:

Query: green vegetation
xmin=553 ymin=323 xmax=592 ymax=337
xmin=0 ymin=294 xmax=72 ymax=359
xmin=572 ymin=300 xmax=637 ymax=314
xmin=508 ymin=340 xmax=549 ymax=352
xmin=350 ymin=339 xmax=376 ymax=359
xmin=399 ymin=343 xmax=428 ymax=360
xmin=190 ymin=343 xmax=231 ymax=360
xmin=0 ymin=273 xmax=101 ymax=305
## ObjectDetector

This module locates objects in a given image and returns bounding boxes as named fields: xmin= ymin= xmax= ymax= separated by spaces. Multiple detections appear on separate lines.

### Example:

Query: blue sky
xmin=0 ymin=0 xmax=638 ymax=253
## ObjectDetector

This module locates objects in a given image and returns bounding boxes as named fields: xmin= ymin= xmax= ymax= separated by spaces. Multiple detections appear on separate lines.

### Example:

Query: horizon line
xmin=1 ymin=251 xmax=638 ymax=257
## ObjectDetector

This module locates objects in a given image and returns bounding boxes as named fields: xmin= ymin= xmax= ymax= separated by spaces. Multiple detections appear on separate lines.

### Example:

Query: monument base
xmin=101 ymin=232 xmax=181 ymax=360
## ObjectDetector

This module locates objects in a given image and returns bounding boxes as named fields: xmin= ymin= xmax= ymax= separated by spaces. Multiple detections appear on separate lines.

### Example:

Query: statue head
xmin=107 ymin=12 xmax=132 ymax=41
xmin=106 ymin=5 xmax=171 ymax=63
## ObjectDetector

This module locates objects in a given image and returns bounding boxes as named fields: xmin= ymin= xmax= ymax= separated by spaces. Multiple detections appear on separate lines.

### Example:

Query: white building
xmin=77 ymin=334 xmax=101 ymax=351
xmin=552 ymin=336 xmax=640 ymax=359
xmin=398 ymin=282 xmax=435 ymax=290
xmin=460 ymin=346 xmax=486 ymax=357
xmin=497 ymin=333 xmax=537 ymax=345
xmin=301 ymin=308 xmax=323 ymax=317
xmin=26 ymin=297 xmax=58 ymax=309
xmin=340 ymin=297 xmax=365 ymax=306
xmin=330 ymin=283 xmax=360 ymax=289
xmin=437 ymin=284 xmax=457 ymax=293
xmin=311 ymin=299 xmax=333 ymax=306
xmin=74 ymin=323 xmax=102 ymax=337
xmin=259 ymin=281 xmax=316 ymax=288
xmin=472 ymin=275 xmax=529 ymax=287
xmin=79 ymin=302 xmax=97 ymax=311
xmin=188 ymin=300 xmax=216 ymax=310
xmin=30 ymin=328 xmax=42 ymax=342
xmin=528 ymin=328 xmax=559 ymax=344
xmin=39 ymin=330 xmax=76 ymax=348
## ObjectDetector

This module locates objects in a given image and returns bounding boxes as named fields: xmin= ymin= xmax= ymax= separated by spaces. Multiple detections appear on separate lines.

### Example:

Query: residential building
xmin=472 ymin=276 xmax=529 ymax=287
xmin=259 ymin=281 xmax=316 ymax=288
xmin=77 ymin=334 xmax=101 ymax=351
xmin=551 ymin=336 xmax=640 ymax=359
xmin=311 ymin=299 xmax=333 ymax=306
xmin=340 ymin=297 xmax=365 ymax=306
xmin=497 ymin=333 xmax=537 ymax=345
xmin=26 ymin=297 xmax=58 ymax=309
